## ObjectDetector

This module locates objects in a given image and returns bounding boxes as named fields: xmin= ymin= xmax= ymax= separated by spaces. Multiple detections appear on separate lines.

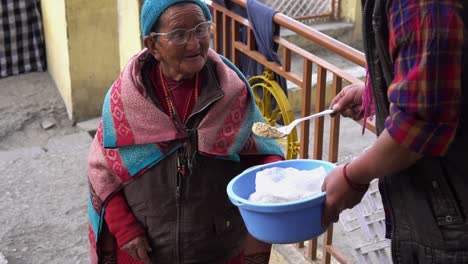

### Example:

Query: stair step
xmin=76 ymin=117 xmax=101 ymax=137
xmin=280 ymin=21 xmax=354 ymax=39
xmin=285 ymin=65 xmax=365 ymax=112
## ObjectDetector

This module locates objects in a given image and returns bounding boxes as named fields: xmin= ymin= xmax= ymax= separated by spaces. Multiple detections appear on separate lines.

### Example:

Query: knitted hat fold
xmin=141 ymin=0 xmax=213 ymax=36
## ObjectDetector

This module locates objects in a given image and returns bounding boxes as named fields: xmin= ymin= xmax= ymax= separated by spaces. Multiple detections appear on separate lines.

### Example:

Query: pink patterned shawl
xmin=87 ymin=49 xmax=283 ymax=262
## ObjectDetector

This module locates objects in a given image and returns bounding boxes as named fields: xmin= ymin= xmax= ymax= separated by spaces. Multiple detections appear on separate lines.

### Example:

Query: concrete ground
xmin=0 ymin=70 xmax=376 ymax=263
xmin=0 ymin=72 xmax=89 ymax=264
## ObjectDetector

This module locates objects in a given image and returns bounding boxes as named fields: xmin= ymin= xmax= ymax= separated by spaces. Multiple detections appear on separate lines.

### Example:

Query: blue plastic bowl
xmin=226 ymin=159 xmax=335 ymax=244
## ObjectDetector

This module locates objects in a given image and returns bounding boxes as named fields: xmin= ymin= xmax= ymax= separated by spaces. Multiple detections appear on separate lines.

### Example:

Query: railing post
xmin=207 ymin=2 xmax=371 ymax=264
xmin=322 ymin=225 xmax=334 ymax=264
xmin=313 ymin=66 xmax=327 ymax=160
xmin=329 ymin=75 xmax=342 ymax=163
xmin=299 ymin=59 xmax=313 ymax=159
xmin=213 ymin=10 xmax=221 ymax=53
xmin=222 ymin=14 xmax=229 ymax=59
xmin=231 ymin=20 xmax=240 ymax=65
xmin=281 ymin=46 xmax=291 ymax=72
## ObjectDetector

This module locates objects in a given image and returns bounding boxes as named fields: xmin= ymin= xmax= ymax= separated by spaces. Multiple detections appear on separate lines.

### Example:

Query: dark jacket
xmin=362 ymin=0 xmax=468 ymax=262
xmin=122 ymin=60 xmax=249 ymax=264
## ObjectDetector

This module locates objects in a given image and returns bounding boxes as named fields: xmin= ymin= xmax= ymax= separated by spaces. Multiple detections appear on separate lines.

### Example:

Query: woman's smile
xmin=184 ymin=53 xmax=201 ymax=59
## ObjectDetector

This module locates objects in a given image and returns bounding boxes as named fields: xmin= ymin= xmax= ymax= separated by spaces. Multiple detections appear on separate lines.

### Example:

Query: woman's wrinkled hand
xmin=321 ymin=165 xmax=367 ymax=228
xmin=330 ymin=83 xmax=364 ymax=120
xmin=120 ymin=235 xmax=152 ymax=264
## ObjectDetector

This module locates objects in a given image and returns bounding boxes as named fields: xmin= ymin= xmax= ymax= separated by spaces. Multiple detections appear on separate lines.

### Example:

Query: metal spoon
xmin=252 ymin=109 xmax=335 ymax=139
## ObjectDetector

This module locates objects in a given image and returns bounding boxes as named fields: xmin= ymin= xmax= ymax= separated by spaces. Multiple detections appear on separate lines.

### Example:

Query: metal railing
xmin=208 ymin=0 xmax=375 ymax=263
xmin=260 ymin=0 xmax=340 ymax=22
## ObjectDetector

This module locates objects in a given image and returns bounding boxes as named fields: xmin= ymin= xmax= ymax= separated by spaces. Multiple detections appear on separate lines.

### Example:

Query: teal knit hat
xmin=141 ymin=0 xmax=213 ymax=36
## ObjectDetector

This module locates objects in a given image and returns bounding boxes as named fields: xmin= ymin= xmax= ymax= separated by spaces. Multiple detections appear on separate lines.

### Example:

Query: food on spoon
xmin=252 ymin=122 xmax=286 ymax=139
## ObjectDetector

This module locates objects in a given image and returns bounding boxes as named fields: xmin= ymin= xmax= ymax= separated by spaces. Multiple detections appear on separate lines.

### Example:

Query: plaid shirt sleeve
xmin=385 ymin=0 xmax=464 ymax=156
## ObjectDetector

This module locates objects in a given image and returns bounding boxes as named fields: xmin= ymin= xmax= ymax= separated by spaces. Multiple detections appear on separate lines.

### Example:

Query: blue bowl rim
xmin=227 ymin=159 xmax=335 ymax=213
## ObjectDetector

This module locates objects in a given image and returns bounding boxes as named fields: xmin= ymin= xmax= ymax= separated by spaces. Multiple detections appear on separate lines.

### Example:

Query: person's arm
xmin=104 ymin=191 xmax=145 ymax=248
xmin=347 ymin=0 xmax=464 ymax=183
xmin=242 ymin=154 xmax=283 ymax=167
xmin=105 ymin=191 xmax=152 ymax=263
xmin=322 ymin=1 xmax=464 ymax=226
xmin=330 ymin=83 xmax=365 ymax=121
xmin=346 ymin=130 xmax=421 ymax=184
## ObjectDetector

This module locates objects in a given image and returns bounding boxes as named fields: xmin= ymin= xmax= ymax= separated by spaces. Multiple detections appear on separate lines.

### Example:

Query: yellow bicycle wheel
xmin=249 ymin=69 xmax=300 ymax=160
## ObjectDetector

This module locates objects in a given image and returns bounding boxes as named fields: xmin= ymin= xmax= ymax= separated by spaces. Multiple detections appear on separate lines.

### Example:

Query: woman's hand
xmin=330 ymin=83 xmax=364 ymax=120
xmin=321 ymin=165 xmax=367 ymax=227
xmin=120 ymin=235 xmax=152 ymax=263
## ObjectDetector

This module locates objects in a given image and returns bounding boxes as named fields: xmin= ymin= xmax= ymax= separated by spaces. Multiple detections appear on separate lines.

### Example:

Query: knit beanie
xmin=141 ymin=0 xmax=213 ymax=36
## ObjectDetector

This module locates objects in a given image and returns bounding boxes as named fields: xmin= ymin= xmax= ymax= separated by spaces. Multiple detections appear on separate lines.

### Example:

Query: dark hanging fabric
xmin=245 ymin=0 xmax=287 ymax=95
xmin=462 ymin=0 xmax=468 ymax=122
xmin=0 ymin=0 xmax=46 ymax=78
xmin=212 ymin=0 xmax=288 ymax=96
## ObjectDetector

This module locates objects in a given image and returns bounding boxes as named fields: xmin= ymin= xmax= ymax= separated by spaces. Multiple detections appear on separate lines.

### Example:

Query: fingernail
xmin=332 ymin=104 xmax=339 ymax=111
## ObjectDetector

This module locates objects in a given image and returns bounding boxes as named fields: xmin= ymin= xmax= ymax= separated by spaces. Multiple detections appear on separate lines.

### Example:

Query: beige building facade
xmin=40 ymin=0 xmax=360 ymax=121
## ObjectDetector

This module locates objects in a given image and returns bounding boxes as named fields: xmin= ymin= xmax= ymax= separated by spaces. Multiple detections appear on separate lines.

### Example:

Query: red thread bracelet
xmin=343 ymin=163 xmax=369 ymax=192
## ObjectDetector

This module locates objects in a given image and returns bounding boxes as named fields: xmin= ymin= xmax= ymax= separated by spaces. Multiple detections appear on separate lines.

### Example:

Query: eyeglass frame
xmin=149 ymin=21 xmax=213 ymax=45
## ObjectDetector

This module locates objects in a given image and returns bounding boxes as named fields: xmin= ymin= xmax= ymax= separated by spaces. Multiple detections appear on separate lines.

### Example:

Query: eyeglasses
xmin=150 ymin=21 xmax=213 ymax=45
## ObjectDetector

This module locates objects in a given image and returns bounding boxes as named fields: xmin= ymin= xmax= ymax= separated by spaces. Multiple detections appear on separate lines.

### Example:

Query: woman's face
xmin=147 ymin=3 xmax=210 ymax=80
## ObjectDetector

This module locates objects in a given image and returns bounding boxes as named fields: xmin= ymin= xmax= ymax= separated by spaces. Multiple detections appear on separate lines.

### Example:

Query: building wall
xmin=41 ymin=0 xmax=137 ymax=121
xmin=117 ymin=0 xmax=143 ymax=69
xmin=40 ymin=0 xmax=360 ymax=121
xmin=340 ymin=0 xmax=362 ymax=44
xmin=340 ymin=0 xmax=360 ymax=22
xmin=67 ymin=0 xmax=121 ymax=121
xmin=40 ymin=0 xmax=72 ymax=116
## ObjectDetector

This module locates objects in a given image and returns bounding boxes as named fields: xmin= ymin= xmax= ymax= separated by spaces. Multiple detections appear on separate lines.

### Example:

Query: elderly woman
xmin=87 ymin=0 xmax=284 ymax=263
